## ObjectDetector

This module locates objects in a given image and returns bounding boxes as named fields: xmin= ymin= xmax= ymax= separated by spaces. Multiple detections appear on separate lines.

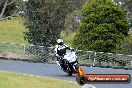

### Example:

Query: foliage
xmin=24 ymin=0 xmax=87 ymax=46
xmin=61 ymin=31 xmax=76 ymax=47
xmin=0 ymin=0 xmax=17 ymax=18
xmin=116 ymin=35 xmax=132 ymax=54
xmin=61 ymin=10 xmax=81 ymax=47
xmin=73 ymin=0 xmax=129 ymax=53
xmin=113 ymin=0 xmax=132 ymax=28
xmin=64 ymin=10 xmax=81 ymax=34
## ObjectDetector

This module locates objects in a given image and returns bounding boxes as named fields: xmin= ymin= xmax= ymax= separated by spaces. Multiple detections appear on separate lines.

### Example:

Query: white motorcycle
xmin=56 ymin=48 xmax=80 ymax=76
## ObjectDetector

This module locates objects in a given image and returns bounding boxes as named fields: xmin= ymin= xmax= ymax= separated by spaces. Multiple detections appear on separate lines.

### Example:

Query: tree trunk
xmin=0 ymin=0 xmax=8 ymax=19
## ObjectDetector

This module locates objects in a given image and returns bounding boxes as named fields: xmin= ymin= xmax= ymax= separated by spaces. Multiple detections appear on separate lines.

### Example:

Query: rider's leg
xmin=68 ymin=63 xmax=74 ymax=71
xmin=70 ymin=61 xmax=79 ymax=73
xmin=59 ymin=58 xmax=65 ymax=70
xmin=61 ymin=59 xmax=66 ymax=70
xmin=56 ymin=57 xmax=63 ymax=69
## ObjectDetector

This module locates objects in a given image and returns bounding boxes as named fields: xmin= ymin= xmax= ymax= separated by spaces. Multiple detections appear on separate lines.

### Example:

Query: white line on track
xmin=82 ymin=84 xmax=96 ymax=88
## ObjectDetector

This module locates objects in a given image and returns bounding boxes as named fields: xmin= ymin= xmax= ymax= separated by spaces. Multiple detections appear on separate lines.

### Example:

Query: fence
xmin=77 ymin=50 xmax=132 ymax=69
xmin=0 ymin=42 xmax=55 ymax=63
xmin=0 ymin=42 xmax=132 ymax=69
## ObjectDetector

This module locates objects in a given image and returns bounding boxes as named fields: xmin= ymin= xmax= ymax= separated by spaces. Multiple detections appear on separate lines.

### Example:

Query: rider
xmin=54 ymin=39 xmax=71 ymax=71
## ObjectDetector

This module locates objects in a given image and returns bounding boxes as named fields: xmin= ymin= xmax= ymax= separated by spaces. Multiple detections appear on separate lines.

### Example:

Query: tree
xmin=0 ymin=0 xmax=20 ymax=20
xmin=111 ymin=0 xmax=132 ymax=54
xmin=73 ymin=0 xmax=129 ymax=53
xmin=116 ymin=35 xmax=132 ymax=54
xmin=24 ymin=0 xmax=89 ymax=63
xmin=122 ymin=0 xmax=132 ymax=29
xmin=112 ymin=0 xmax=132 ymax=28
xmin=24 ymin=0 xmax=88 ymax=46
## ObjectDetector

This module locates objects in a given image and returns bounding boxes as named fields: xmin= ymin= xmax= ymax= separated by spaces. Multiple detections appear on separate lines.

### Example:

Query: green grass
xmin=61 ymin=31 xmax=76 ymax=47
xmin=0 ymin=16 xmax=28 ymax=44
xmin=0 ymin=15 xmax=75 ymax=46
xmin=0 ymin=72 xmax=80 ymax=88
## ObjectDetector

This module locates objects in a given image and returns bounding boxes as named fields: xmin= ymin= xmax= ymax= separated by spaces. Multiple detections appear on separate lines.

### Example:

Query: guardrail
xmin=0 ymin=42 xmax=132 ymax=69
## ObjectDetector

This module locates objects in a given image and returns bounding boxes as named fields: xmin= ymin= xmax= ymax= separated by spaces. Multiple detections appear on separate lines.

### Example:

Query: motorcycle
xmin=56 ymin=48 xmax=80 ymax=76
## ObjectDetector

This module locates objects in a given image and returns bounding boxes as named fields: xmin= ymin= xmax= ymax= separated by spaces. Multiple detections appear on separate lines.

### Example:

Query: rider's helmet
xmin=57 ymin=39 xmax=64 ymax=45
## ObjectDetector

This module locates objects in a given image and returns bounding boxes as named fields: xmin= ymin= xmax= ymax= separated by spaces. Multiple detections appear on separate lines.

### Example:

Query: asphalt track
xmin=0 ymin=59 xmax=132 ymax=88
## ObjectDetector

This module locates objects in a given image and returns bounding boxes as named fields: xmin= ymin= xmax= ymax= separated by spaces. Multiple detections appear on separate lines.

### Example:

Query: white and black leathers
xmin=54 ymin=43 xmax=71 ymax=70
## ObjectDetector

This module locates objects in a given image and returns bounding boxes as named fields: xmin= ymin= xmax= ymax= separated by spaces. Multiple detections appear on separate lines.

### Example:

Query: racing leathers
xmin=54 ymin=44 xmax=71 ymax=70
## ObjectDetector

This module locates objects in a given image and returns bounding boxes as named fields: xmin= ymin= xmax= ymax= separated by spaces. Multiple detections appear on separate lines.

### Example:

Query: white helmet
xmin=57 ymin=39 xmax=64 ymax=45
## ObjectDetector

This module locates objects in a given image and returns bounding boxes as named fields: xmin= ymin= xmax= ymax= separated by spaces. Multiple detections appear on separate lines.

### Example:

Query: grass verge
xmin=0 ymin=72 xmax=80 ymax=88
xmin=0 ymin=16 xmax=28 ymax=44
